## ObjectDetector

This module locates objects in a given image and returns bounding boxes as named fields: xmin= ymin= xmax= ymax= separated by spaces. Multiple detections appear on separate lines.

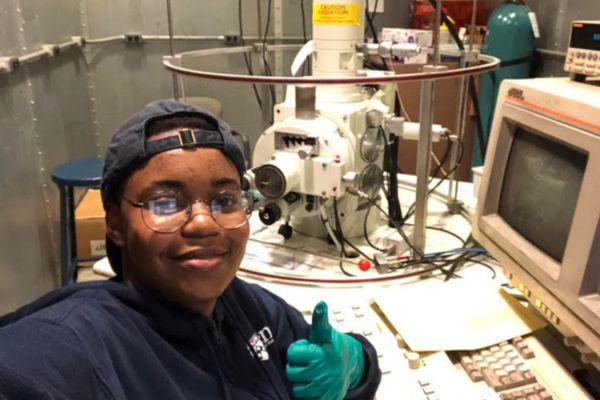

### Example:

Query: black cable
xmin=469 ymin=78 xmax=487 ymax=161
xmin=442 ymin=234 xmax=482 ymax=280
xmin=388 ymin=252 xmax=463 ymax=278
xmin=333 ymin=198 xmax=356 ymax=277
xmin=365 ymin=0 xmax=389 ymax=70
xmin=332 ymin=197 xmax=348 ymax=258
xmin=338 ymin=252 xmax=355 ymax=277
xmin=300 ymin=0 xmax=307 ymax=42
xmin=364 ymin=127 xmax=397 ymax=252
xmin=402 ymin=223 xmax=467 ymax=247
xmin=238 ymin=0 xmax=264 ymax=109
xmin=431 ymin=133 xmax=451 ymax=178
xmin=395 ymin=250 xmax=476 ymax=275
xmin=403 ymin=137 xmax=465 ymax=222
xmin=443 ymin=251 xmax=473 ymax=281
xmin=444 ymin=251 xmax=498 ymax=281
xmin=261 ymin=0 xmax=276 ymax=122
xmin=299 ymin=0 xmax=309 ymax=76
xmin=363 ymin=201 xmax=388 ymax=252
xmin=343 ymin=238 xmax=375 ymax=263
xmin=386 ymin=131 xmax=403 ymax=227
xmin=363 ymin=59 xmax=389 ymax=71
xmin=262 ymin=0 xmax=271 ymax=51
xmin=369 ymin=0 xmax=378 ymax=22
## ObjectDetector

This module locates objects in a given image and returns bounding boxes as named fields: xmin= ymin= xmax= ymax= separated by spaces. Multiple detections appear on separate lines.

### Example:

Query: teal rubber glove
xmin=286 ymin=301 xmax=365 ymax=400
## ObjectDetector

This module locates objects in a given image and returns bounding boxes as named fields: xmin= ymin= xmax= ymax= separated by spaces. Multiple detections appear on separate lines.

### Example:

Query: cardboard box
xmin=75 ymin=189 xmax=106 ymax=258
xmin=393 ymin=63 xmax=475 ymax=181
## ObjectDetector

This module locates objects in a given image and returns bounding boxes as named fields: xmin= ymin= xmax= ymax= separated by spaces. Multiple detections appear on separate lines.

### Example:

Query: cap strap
xmin=145 ymin=129 xmax=225 ymax=156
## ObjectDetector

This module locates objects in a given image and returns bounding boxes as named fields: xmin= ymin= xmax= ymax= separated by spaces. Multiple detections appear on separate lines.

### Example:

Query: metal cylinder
xmin=311 ymin=0 xmax=364 ymax=77
xmin=414 ymin=75 xmax=436 ymax=254
xmin=254 ymin=153 xmax=300 ymax=199
xmin=295 ymin=85 xmax=317 ymax=120
xmin=165 ymin=0 xmax=180 ymax=100
xmin=477 ymin=1 xmax=534 ymax=165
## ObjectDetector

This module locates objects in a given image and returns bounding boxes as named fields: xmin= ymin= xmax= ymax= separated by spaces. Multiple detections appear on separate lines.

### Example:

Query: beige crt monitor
xmin=472 ymin=78 xmax=600 ymax=369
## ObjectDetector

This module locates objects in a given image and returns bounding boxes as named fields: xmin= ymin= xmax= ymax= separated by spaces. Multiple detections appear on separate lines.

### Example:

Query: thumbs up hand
xmin=286 ymin=302 xmax=365 ymax=400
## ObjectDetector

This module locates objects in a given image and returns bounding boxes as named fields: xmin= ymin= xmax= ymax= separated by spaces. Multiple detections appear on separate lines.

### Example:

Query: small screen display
xmin=570 ymin=23 xmax=600 ymax=51
xmin=499 ymin=127 xmax=588 ymax=263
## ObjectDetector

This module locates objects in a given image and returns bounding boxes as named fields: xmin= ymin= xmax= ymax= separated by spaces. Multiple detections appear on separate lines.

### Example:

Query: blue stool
xmin=51 ymin=157 xmax=104 ymax=285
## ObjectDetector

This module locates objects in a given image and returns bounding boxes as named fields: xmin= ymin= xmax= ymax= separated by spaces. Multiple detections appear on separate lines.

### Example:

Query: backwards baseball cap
xmin=100 ymin=99 xmax=247 ymax=279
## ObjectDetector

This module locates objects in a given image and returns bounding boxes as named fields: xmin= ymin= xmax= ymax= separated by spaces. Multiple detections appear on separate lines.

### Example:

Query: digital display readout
xmin=570 ymin=23 xmax=600 ymax=51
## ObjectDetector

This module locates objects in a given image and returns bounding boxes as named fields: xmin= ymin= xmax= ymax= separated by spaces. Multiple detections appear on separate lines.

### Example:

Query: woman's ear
xmin=105 ymin=203 xmax=125 ymax=247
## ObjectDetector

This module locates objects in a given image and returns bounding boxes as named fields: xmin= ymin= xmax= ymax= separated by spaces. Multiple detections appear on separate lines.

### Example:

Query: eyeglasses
xmin=124 ymin=189 xmax=254 ymax=233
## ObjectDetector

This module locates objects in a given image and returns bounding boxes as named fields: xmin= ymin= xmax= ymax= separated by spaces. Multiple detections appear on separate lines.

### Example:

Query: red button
xmin=358 ymin=259 xmax=371 ymax=271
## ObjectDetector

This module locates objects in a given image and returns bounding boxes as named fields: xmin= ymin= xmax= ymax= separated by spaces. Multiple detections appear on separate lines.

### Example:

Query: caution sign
xmin=313 ymin=3 xmax=361 ymax=26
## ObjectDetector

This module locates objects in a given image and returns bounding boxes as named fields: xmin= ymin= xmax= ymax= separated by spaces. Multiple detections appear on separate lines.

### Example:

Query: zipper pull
xmin=209 ymin=319 xmax=224 ymax=345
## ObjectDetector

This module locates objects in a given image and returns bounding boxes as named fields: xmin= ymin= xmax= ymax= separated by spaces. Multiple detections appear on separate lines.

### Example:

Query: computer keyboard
xmin=454 ymin=337 xmax=553 ymax=399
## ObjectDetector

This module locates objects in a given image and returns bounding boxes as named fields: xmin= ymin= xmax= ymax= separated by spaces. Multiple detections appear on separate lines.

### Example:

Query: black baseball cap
xmin=100 ymin=99 xmax=247 ymax=279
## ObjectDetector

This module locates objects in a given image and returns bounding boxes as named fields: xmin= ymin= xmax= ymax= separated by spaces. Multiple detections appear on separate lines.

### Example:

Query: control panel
xmin=564 ymin=20 xmax=600 ymax=78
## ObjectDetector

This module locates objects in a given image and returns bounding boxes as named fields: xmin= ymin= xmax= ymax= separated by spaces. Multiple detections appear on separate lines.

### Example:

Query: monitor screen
xmin=499 ymin=126 xmax=588 ymax=263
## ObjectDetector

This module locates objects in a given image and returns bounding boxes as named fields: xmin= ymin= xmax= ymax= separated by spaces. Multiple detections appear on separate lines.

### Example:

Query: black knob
xmin=277 ymin=223 xmax=293 ymax=240
xmin=259 ymin=203 xmax=282 ymax=225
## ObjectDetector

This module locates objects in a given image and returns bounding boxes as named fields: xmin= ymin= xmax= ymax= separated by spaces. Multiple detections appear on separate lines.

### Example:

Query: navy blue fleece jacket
xmin=0 ymin=278 xmax=380 ymax=399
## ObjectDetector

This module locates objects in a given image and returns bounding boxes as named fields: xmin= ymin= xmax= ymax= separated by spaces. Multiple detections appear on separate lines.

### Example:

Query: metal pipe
xmin=57 ymin=39 xmax=82 ymax=52
xmin=536 ymin=48 xmax=566 ymax=58
xmin=166 ymin=0 xmax=175 ymax=59
xmin=140 ymin=34 xmax=306 ymax=42
xmin=447 ymin=61 xmax=469 ymax=205
xmin=82 ymin=34 xmax=307 ymax=44
xmin=18 ymin=48 xmax=51 ymax=64
xmin=84 ymin=35 xmax=123 ymax=44
xmin=413 ymin=75 xmax=436 ymax=253
xmin=468 ymin=0 xmax=478 ymax=51
xmin=165 ymin=0 xmax=180 ymax=100
xmin=447 ymin=0 xmax=478 ymax=207
xmin=257 ymin=0 xmax=263 ymax=41
xmin=274 ymin=0 xmax=284 ymax=103
xmin=295 ymin=85 xmax=316 ymax=119
xmin=432 ymin=0 xmax=442 ymax=65
xmin=144 ymin=35 xmax=222 ymax=41
xmin=414 ymin=0 xmax=441 ymax=251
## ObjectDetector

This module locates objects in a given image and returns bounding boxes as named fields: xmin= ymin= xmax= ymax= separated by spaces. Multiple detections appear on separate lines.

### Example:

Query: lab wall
xmin=0 ymin=0 xmax=97 ymax=313
xmin=528 ymin=0 xmax=599 ymax=77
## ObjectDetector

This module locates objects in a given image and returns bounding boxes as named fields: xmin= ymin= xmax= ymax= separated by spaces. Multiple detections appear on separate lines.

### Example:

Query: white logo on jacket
xmin=247 ymin=326 xmax=274 ymax=361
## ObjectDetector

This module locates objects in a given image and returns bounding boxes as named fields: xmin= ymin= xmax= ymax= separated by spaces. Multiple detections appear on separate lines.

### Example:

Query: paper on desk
xmin=370 ymin=277 xmax=546 ymax=352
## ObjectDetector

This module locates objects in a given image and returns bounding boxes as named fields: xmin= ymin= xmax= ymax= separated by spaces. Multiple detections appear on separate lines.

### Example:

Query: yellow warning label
xmin=313 ymin=3 xmax=361 ymax=26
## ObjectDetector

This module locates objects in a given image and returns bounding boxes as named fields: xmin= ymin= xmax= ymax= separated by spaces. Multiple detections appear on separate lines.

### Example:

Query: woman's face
xmin=107 ymin=131 xmax=249 ymax=316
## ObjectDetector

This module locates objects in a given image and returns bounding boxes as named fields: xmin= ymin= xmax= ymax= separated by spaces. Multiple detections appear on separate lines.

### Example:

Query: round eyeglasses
xmin=124 ymin=189 xmax=254 ymax=233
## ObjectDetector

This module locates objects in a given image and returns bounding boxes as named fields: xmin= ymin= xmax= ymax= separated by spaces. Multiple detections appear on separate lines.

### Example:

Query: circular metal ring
xmin=163 ymin=44 xmax=500 ymax=85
